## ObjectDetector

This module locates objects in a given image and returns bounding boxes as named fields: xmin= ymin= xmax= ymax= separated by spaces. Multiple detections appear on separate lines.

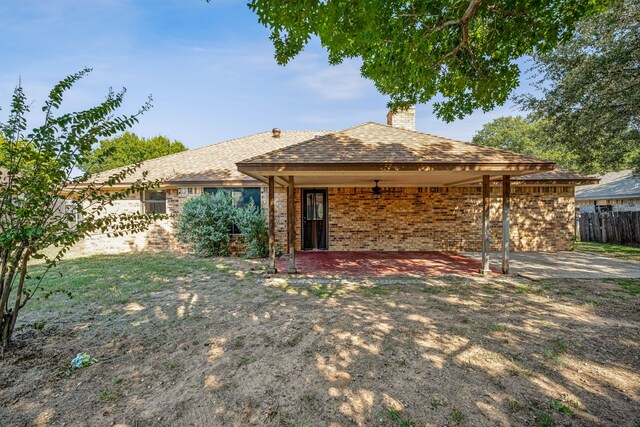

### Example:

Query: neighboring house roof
xmin=90 ymin=130 xmax=329 ymax=186
xmin=576 ymin=169 xmax=640 ymax=201
xmin=238 ymin=122 xmax=554 ymax=168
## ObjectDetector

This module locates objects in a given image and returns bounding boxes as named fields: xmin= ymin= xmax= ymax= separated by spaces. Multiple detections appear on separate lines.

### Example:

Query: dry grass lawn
xmin=1 ymin=253 xmax=639 ymax=426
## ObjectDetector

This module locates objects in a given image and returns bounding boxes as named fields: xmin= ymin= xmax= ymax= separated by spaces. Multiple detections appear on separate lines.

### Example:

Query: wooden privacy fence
xmin=578 ymin=211 xmax=640 ymax=245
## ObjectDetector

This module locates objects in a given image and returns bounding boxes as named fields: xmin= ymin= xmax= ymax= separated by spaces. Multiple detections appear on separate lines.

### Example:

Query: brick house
xmin=84 ymin=108 xmax=596 ymax=274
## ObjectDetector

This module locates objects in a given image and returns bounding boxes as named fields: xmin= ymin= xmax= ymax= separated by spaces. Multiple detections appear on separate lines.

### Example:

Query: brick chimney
xmin=386 ymin=107 xmax=416 ymax=131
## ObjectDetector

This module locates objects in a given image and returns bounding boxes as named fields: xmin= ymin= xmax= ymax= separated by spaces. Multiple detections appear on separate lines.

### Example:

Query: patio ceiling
xmin=238 ymin=168 xmax=554 ymax=188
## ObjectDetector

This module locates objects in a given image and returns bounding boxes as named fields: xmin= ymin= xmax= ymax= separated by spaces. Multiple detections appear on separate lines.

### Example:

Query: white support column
xmin=267 ymin=176 xmax=277 ymax=274
xmin=481 ymin=175 xmax=491 ymax=276
xmin=502 ymin=175 xmax=511 ymax=274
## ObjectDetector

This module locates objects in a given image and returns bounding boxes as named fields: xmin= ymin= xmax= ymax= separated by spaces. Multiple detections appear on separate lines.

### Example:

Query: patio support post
xmin=287 ymin=175 xmax=297 ymax=274
xmin=481 ymin=174 xmax=491 ymax=276
xmin=502 ymin=175 xmax=511 ymax=274
xmin=267 ymin=176 xmax=277 ymax=274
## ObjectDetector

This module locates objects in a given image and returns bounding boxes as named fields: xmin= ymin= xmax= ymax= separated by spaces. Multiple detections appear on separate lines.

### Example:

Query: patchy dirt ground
xmin=1 ymin=254 xmax=639 ymax=426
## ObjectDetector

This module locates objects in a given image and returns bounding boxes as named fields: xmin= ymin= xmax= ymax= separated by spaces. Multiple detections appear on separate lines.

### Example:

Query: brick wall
xmin=83 ymin=184 xmax=576 ymax=255
xmin=83 ymin=188 xmax=189 ymax=255
xmin=275 ymin=186 xmax=575 ymax=252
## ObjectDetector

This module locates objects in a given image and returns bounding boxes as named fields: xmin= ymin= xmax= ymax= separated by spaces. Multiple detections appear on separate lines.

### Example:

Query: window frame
xmin=142 ymin=190 xmax=167 ymax=214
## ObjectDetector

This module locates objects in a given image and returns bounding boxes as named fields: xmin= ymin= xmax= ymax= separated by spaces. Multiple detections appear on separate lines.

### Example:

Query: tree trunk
xmin=0 ymin=247 xmax=26 ymax=352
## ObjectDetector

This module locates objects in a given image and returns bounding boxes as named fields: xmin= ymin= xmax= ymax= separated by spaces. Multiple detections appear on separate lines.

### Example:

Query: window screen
xmin=143 ymin=190 xmax=167 ymax=214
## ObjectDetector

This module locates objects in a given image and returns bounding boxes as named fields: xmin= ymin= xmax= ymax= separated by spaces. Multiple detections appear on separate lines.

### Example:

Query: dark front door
xmin=302 ymin=189 xmax=328 ymax=250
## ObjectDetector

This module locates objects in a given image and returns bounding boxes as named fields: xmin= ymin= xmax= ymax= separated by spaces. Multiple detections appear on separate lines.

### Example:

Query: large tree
xmin=471 ymin=116 xmax=578 ymax=171
xmin=0 ymin=70 xmax=162 ymax=350
xmin=80 ymin=132 xmax=187 ymax=173
xmin=244 ymin=0 xmax=609 ymax=120
xmin=519 ymin=0 xmax=640 ymax=174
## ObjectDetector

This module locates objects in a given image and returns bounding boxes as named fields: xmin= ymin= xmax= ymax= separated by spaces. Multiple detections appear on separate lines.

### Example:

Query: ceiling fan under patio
xmin=372 ymin=179 xmax=383 ymax=196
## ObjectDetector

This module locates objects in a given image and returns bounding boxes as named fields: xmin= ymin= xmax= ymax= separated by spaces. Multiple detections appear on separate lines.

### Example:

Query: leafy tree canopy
xmin=471 ymin=116 xmax=578 ymax=171
xmin=243 ymin=0 xmax=609 ymax=121
xmin=81 ymin=132 xmax=187 ymax=173
xmin=519 ymin=0 xmax=640 ymax=174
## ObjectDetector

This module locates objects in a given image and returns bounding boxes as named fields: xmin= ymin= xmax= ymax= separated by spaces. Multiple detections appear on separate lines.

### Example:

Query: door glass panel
xmin=303 ymin=190 xmax=327 ymax=250
xmin=315 ymin=194 xmax=324 ymax=220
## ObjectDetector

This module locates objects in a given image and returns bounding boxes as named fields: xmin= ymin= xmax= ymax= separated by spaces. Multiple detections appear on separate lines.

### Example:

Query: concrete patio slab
xmin=461 ymin=251 xmax=640 ymax=280
xmin=276 ymin=251 xmax=496 ymax=277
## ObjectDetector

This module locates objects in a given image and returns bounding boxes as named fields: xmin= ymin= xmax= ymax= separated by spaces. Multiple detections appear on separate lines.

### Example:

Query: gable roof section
xmin=576 ymin=170 xmax=640 ymax=200
xmin=90 ymin=130 xmax=328 ymax=186
xmin=237 ymin=122 xmax=555 ymax=171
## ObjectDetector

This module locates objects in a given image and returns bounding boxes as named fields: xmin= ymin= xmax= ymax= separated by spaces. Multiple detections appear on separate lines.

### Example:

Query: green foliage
xmin=80 ymin=132 xmax=187 ymax=173
xmin=0 ymin=69 xmax=161 ymax=350
xmin=606 ymin=279 xmax=640 ymax=296
xmin=450 ymin=408 xmax=465 ymax=423
xmin=471 ymin=116 xmax=577 ymax=170
xmin=175 ymin=192 xmax=236 ymax=256
xmin=519 ymin=0 xmax=640 ymax=174
xmin=383 ymin=407 xmax=416 ymax=427
xmin=234 ymin=200 xmax=269 ymax=258
xmin=243 ymin=0 xmax=608 ymax=120
xmin=537 ymin=410 xmax=555 ymax=427
xmin=24 ymin=253 xmax=230 ymax=313
xmin=575 ymin=241 xmax=640 ymax=263
xmin=550 ymin=400 xmax=574 ymax=416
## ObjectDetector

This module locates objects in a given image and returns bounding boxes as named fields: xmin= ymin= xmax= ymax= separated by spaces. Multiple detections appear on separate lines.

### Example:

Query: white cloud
xmin=295 ymin=60 xmax=374 ymax=101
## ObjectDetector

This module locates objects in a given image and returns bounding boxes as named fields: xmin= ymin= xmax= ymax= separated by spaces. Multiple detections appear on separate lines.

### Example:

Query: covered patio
xmin=236 ymin=122 xmax=565 ymax=277
xmin=276 ymin=251 xmax=498 ymax=277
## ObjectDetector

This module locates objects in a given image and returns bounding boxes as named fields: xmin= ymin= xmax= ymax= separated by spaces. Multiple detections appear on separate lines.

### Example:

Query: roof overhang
xmin=236 ymin=162 xmax=557 ymax=187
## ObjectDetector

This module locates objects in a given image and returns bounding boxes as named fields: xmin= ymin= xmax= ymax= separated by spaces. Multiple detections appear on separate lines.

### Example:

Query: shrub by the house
xmin=175 ymin=193 xmax=269 ymax=258
xmin=175 ymin=192 xmax=235 ymax=256
xmin=235 ymin=200 xmax=269 ymax=258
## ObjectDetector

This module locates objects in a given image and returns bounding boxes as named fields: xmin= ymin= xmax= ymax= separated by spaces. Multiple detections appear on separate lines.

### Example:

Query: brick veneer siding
xmin=83 ymin=188 xmax=189 ymax=254
xmin=83 ymin=184 xmax=575 ymax=255
xmin=276 ymin=186 xmax=575 ymax=252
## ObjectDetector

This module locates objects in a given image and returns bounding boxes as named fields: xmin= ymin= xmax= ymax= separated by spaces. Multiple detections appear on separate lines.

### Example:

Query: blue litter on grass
xmin=71 ymin=352 xmax=97 ymax=368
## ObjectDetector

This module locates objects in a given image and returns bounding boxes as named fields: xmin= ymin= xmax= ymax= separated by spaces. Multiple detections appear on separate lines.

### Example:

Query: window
xmin=204 ymin=187 xmax=261 ymax=210
xmin=204 ymin=187 xmax=261 ymax=234
xmin=64 ymin=200 xmax=83 ymax=225
xmin=595 ymin=204 xmax=613 ymax=213
xmin=142 ymin=190 xmax=167 ymax=214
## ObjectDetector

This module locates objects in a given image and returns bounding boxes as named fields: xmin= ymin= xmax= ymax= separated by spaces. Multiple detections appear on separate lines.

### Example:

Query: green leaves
xmin=176 ymin=192 xmax=236 ymax=257
xmin=0 ymin=70 xmax=161 ymax=348
xmin=80 ymin=132 xmax=187 ymax=174
xmin=471 ymin=116 xmax=578 ymax=170
xmin=519 ymin=0 xmax=640 ymax=174
xmin=247 ymin=0 xmax=608 ymax=120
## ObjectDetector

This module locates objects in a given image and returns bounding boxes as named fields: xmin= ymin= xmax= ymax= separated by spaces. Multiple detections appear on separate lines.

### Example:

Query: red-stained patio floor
xmin=276 ymin=251 xmax=495 ymax=277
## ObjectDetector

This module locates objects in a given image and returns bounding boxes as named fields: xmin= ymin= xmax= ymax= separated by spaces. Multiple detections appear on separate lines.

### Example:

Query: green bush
xmin=175 ymin=192 xmax=235 ymax=256
xmin=235 ymin=200 xmax=269 ymax=258
xmin=175 ymin=193 xmax=270 ymax=258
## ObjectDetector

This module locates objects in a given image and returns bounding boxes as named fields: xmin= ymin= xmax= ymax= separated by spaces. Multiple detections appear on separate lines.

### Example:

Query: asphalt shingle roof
xmin=90 ymin=130 xmax=328 ymax=185
xmin=88 ymin=122 xmax=595 ymax=186
xmin=576 ymin=170 xmax=640 ymax=200
xmin=238 ymin=122 xmax=554 ymax=166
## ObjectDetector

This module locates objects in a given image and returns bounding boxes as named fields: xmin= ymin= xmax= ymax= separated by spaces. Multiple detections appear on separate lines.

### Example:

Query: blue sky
xmin=1 ymin=0 xmax=534 ymax=149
